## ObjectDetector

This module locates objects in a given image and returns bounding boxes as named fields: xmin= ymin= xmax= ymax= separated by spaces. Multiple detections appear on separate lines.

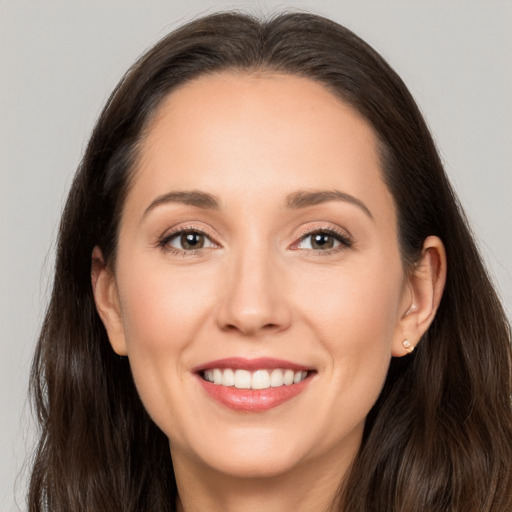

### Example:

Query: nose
xmin=215 ymin=248 xmax=292 ymax=337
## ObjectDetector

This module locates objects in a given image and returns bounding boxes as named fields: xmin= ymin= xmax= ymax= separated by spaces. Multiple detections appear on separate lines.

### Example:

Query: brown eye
xmin=165 ymin=230 xmax=215 ymax=251
xmin=296 ymin=230 xmax=352 ymax=251
xmin=310 ymin=233 xmax=335 ymax=250
xmin=180 ymin=232 xmax=205 ymax=250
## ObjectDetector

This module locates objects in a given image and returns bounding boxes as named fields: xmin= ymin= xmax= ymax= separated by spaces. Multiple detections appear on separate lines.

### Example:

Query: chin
xmin=171 ymin=426 xmax=310 ymax=479
xmin=205 ymin=450 xmax=304 ymax=480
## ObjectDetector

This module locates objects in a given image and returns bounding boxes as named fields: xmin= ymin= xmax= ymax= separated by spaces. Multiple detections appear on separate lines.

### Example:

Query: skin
xmin=92 ymin=73 xmax=446 ymax=512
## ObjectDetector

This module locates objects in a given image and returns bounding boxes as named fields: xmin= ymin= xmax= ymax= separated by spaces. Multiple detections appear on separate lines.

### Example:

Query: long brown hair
xmin=29 ymin=12 xmax=512 ymax=511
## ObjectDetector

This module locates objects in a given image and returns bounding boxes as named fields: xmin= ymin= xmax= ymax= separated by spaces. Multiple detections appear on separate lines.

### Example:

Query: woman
xmin=29 ymin=11 xmax=512 ymax=512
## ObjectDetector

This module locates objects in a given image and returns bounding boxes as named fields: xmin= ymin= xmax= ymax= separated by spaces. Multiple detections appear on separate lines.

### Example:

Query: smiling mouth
xmin=194 ymin=358 xmax=316 ymax=411
xmin=201 ymin=368 xmax=310 ymax=390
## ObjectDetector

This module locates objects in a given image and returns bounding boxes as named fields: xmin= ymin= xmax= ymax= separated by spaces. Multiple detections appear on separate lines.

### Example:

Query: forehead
xmin=129 ymin=72 xmax=394 ymax=222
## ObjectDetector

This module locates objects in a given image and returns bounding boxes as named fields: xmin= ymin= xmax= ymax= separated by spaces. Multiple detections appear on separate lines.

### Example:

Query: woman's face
xmin=98 ymin=73 xmax=414 ymax=480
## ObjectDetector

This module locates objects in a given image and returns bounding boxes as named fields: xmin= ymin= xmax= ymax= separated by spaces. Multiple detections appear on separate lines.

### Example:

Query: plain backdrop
xmin=1 ymin=1 xmax=511 ymax=510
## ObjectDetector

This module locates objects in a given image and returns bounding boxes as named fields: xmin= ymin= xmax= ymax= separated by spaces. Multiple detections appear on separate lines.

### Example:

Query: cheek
xmin=115 ymin=258 xmax=218 ymax=428
xmin=118 ymin=259 xmax=215 ymax=351
xmin=297 ymin=255 xmax=402 ymax=344
xmin=293 ymin=255 xmax=403 ymax=409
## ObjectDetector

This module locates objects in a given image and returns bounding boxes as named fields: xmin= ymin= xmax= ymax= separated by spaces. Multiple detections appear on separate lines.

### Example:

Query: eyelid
xmin=155 ymin=222 xmax=353 ymax=255
xmin=157 ymin=224 xmax=221 ymax=252
xmin=290 ymin=224 xmax=354 ymax=252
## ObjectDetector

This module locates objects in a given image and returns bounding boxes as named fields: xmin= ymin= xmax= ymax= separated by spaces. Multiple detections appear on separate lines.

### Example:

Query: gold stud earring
xmin=402 ymin=339 xmax=414 ymax=354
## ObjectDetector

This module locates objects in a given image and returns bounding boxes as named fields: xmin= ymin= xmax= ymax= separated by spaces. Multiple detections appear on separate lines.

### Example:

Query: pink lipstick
xmin=193 ymin=357 xmax=315 ymax=412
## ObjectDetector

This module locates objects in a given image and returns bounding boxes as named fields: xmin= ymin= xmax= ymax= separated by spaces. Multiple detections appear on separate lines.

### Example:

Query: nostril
xmin=220 ymin=321 xmax=283 ymax=336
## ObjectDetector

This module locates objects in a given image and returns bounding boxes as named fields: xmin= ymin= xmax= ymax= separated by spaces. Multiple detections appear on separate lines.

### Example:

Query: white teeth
xmin=221 ymin=368 xmax=235 ymax=386
xmin=252 ymin=370 xmax=271 ymax=389
xmin=203 ymin=368 xmax=309 ymax=389
xmin=213 ymin=368 xmax=222 ymax=385
xmin=234 ymin=369 xmax=252 ymax=389
xmin=283 ymin=369 xmax=294 ymax=385
xmin=270 ymin=369 xmax=284 ymax=387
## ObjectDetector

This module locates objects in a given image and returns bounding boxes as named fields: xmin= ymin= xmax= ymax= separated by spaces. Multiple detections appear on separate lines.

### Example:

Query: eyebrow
xmin=142 ymin=188 xmax=373 ymax=221
xmin=286 ymin=189 xmax=374 ymax=220
xmin=142 ymin=190 xmax=220 ymax=219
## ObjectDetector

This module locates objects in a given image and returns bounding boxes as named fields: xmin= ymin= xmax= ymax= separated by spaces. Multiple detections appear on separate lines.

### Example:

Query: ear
xmin=392 ymin=236 xmax=447 ymax=357
xmin=91 ymin=246 xmax=128 ymax=356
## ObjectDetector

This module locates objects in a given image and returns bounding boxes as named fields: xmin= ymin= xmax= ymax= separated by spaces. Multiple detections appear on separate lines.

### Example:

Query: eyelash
xmin=292 ymin=227 xmax=353 ymax=255
xmin=157 ymin=227 xmax=218 ymax=256
xmin=157 ymin=226 xmax=353 ymax=256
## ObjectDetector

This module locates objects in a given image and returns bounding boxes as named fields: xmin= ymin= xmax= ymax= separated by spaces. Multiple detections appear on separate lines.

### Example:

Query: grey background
xmin=1 ymin=1 xmax=511 ymax=510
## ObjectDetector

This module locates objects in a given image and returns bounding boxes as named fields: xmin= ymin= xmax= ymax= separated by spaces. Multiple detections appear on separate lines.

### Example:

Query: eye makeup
xmin=155 ymin=222 xmax=354 ymax=258
xmin=292 ymin=228 xmax=352 ymax=253
xmin=156 ymin=225 xmax=220 ymax=256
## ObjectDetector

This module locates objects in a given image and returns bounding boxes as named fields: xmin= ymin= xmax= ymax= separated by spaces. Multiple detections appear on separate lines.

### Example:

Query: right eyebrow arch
xmin=142 ymin=190 xmax=221 ymax=221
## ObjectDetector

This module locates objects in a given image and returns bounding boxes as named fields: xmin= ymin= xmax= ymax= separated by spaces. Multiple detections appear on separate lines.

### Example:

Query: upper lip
xmin=192 ymin=357 xmax=313 ymax=373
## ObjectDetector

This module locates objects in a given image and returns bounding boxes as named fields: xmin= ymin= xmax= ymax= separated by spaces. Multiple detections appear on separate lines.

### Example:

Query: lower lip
xmin=197 ymin=375 xmax=312 ymax=412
